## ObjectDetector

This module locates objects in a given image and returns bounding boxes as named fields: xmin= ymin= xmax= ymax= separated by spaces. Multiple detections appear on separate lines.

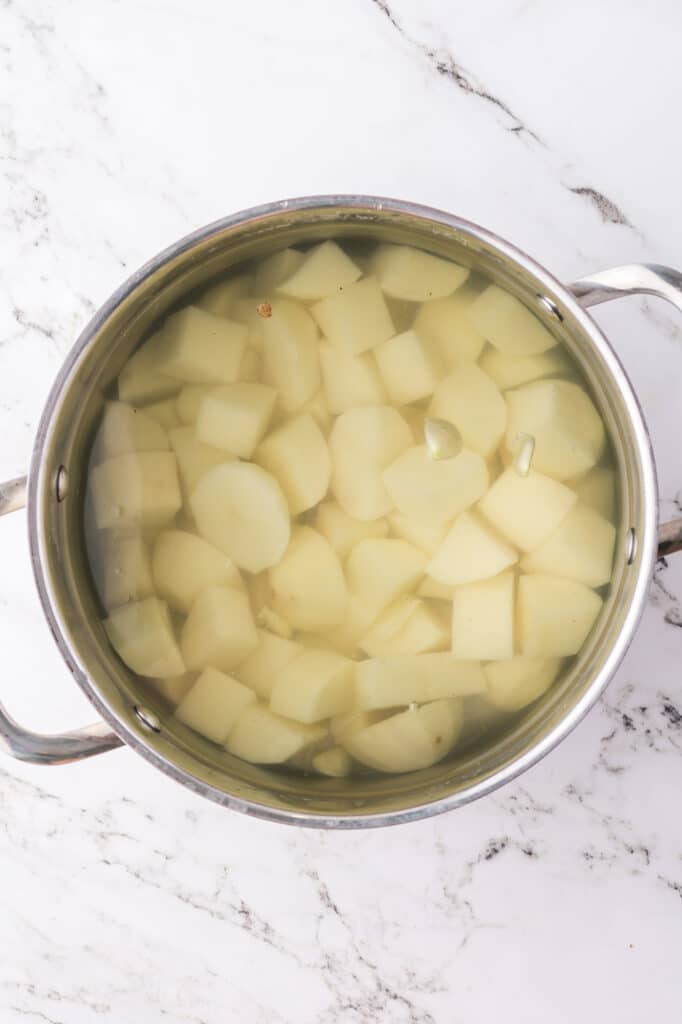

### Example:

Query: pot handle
xmin=568 ymin=263 xmax=682 ymax=558
xmin=0 ymin=475 xmax=123 ymax=764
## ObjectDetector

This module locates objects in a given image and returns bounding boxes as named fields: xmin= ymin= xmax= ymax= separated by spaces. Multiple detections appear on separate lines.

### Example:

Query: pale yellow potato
xmin=255 ymin=414 xmax=331 ymax=515
xmin=229 ymin=297 xmax=271 ymax=353
xmin=94 ymin=401 xmax=169 ymax=462
xmin=143 ymin=399 xmax=181 ymax=430
xmin=428 ymin=364 xmax=506 ymax=459
xmin=270 ymin=649 xmax=355 ymax=723
xmin=467 ymin=285 xmax=559 ymax=356
xmin=358 ymin=596 xmax=420 ymax=657
xmin=426 ymin=511 xmax=517 ymax=585
xmin=322 ymin=594 xmax=381 ymax=657
xmin=319 ymin=341 xmax=386 ymax=414
xmin=418 ymin=577 xmax=455 ymax=600
xmin=196 ymin=274 xmax=252 ymax=317
xmin=157 ymin=305 xmax=247 ymax=383
xmin=168 ymin=426 xmax=232 ymax=501
xmin=118 ymin=331 xmax=181 ymax=405
xmin=484 ymin=657 xmax=562 ymax=712
xmin=329 ymin=405 xmax=412 ymax=520
xmin=234 ymin=630 xmax=302 ymax=699
xmin=261 ymin=298 xmax=320 ymax=412
xmin=412 ymin=286 xmax=486 ymax=368
xmin=276 ymin=240 xmax=361 ymax=300
xmin=95 ymin=532 xmax=153 ymax=611
xmin=226 ymin=705 xmax=327 ymax=764
xmin=343 ymin=699 xmax=463 ymax=772
xmin=360 ymin=598 xmax=450 ymax=657
xmin=314 ymin=501 xmax=388 ymax=560
xmin=382 ymin=445 xmax=489 ymax=526
xmin=147 ymin=675 xmax=194 ymax=705
xmin=479 ymin=347 xmax=573 ymax=390
xmin=311 ymin=276 xmax=395 ymax=355
xmin=196 ymin=382 xmax=276 ymax=457
xmin=90 ymin=452 xmax=182 ymax=530
xmin=255 ymin=605 xmax=293 ymax=638
xmin=370 ymin=244 xmax=469 ymax=301
xmin=345 ymin=538 xmax=426 ymax=622
xmin=298 ymin=389 xmax=333 ymax=435
xmin=355 ymin=653 xmax=485 ymax=709
xmin=570 ymin=466 xmax=617 ymax=521
xmin=518 ymin=574 xmax=603 ymax=657
xmin=312 ymin=746 xmax=353 ymax=777
xmin=374 ymin=330 xmax=445 ymax=405
xmin=388 ymin=513 xmax=449 ymax=556
xmin=451 ymin=571 xmax=515 ymax=661
xmin=175 ymin=385 xmax=214 ymax=425
xmin=238 ymin=348 xmax=262 ymax=383
xmin=330 ymin=708 xmax=392 ymax=743
xmin=269 ymin=526 xmax=347 ymax=631
xmin=181 ymin=585 xmax=258 ymax=673
xmin=175 ymin=666 xmax=257 ymax=743
xmin=520 ymin=503 xmax=615 ymax=587
xmin=104 ymin=596 xmax=185 ymax=678
xmin=478 ymin=468 xmax=577 ymax=553
xmin=254 ymin=248 xmax=304 ymax=293
xmin=152 ymin=530 xmax=242 ymax=613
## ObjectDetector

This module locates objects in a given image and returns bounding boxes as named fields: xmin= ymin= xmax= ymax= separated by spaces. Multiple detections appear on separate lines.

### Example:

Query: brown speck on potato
xmin=256 ymin=302 xmax=272 ymax=318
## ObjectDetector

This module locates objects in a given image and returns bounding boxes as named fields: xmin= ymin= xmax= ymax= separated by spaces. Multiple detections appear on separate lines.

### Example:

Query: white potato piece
xmin=418 ymin=577 xmax=455 ymax=600
xmin=311 ymin=276 xmax=395 ymax=355
xmin=190 ymin=462 xmax=290 ymax=573
xmin=330 ymin=708 xmax=392 ymax=743
xmin=255 ymin=605 xmax=292 ymax=638
xmin=168 ymin=426 xmax=232 ymax=501
xmin=428 ymin=365 xmax=506 ymax=459
xmin=451 ymin=571 xmax=515 ymax=661
xmin=235 ymin=630 xmax=302 ymax=699
xmin=144 ymin=399 xmax=180 ymax=429
xmin=520 ymin=503 xmax=616 ymax=587
xmin=570 ymin=466 xmax=617 ymax=521
xmin=118 ymin=331 xmax=181 ymax=405
xmin=157 ymin=305 xmax=247 ymax=383
xmin=255 ymin=414 xmax=331 ymax=515
xmin=360 ymin=598 xmax=450 ymax=657
xmin=229 ymin=297 xmax=271 ymax=353
xmin=175 ymin=385 xmax=214 ymax=424
xmin=355 ymin=653 xmax=485 ymax=709
xmin=261 ymin=298 xmax=320 ymax=412
xmin=104 ymin=596 xmax=185 ymax=678
xmin=478 ymin=468 xmax=577 ymax=552
xmin=226 ymin=705 xmax=326 ymax=764
xmin=152 ymin=530 xmax=242 ymax=613
xmin=270 ymin=649 xmax=355 ymax=723
xmin=312 ymin=746 xmax=352 ymax=777
xmin=90 ymin=452 xmax=182 ymax=530
xmin=479 ymin=347 xmax=573 ymax=390
xmin=370 ymin=244 xmax=469 ymax=301
xmin=95 ymin=532 xmax=153 ymax=611
xmin=319 ymin=341 xmax=386 ymax=414
xmin=180 ymin=585 xmax=258 ymax=672
xmin=314 ymin=501 xmax=388 ymax=560
xmin=197 ymin=274 xmax=252 ymax=317
xmin=427 ymin=511 xmax=517 ymax=585
xmin=358 ymin=596 xmax=419 ymax=657
xmin=196 ymin=382 xmax=276 ymax=457
xmin=269 ymin=526 xmax=347 ymax=631
xmin=175 ymin=667 xmax=256 ymax=743
xmin=484 ymin=657 xmax=562 ymax=712
xmin=412 ymin=286 xmax=486 ymax=368
xmin=329 ymin=405 xmax=412 ymax=520
xmin=255 ymin=248 xmax=304 ymax=293
xmin=382 ymin=444 xmax=489 ymax=526
xmin=346 ymin=538 xmax=426 ymax=621
xmin=299 ymin=389 xmax=332 ymax=435
xmin=238 ymin=347 xmax=261 ymax=382
xmin=277 ymin=240 xmax=361 ymax=300
xmin=147 ymin=674 xmax=194 ymax=705
xmin=344 ymin=699 xmax=463 ymax=773
xmin=504 ymin=380 xmax=605 ymax=481
xmin=388 ymin=513 xmax=449 ymax=556
xmin=518 ymin=574 xmax=603 ymax=657
xmin=374 ymin=330 xmax=444 ymax=405
xmin=322 ymin=594 xmax=380 ymax=657
xmin=467 ymin=286 xmax=558 ymax=356
xmin=95 ymin=401 xmax=169 ymax=461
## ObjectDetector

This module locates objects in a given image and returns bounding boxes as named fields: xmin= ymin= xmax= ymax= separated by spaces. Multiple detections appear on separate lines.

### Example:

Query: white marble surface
xmin=1 ymin=1 xmax=682 ymax=1020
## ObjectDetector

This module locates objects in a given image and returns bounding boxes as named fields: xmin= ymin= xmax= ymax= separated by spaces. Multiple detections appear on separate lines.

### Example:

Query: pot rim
xmin=26 ymin=195 xmax=658 ymax=828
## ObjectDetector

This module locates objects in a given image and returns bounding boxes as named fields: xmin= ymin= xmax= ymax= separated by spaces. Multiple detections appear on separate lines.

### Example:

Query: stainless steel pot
xmin=2 ymin=196 xmax=681 ymax=828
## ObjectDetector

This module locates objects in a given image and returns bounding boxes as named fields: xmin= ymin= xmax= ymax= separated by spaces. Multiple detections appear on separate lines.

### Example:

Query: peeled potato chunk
xmin=418 ymin=577 xmax=455 ymax=600
xmin=343 ymin=699 xmax=463 ymax=772
xmin=90 ymin=452 xmax=182 ymax=529
xmin=226 ymin=705 xmax=327 ymax=764
xmin=478 ymin=468 xmax=577 ymax=552
xmin=329 ymin=405 xmax=412 ymax=520
xmin=374 ymin=329 xmax=444 ymax=405
xmin=504 ymin=380 xmax=605 ymax=481
xmin=255 ymin=605 xmax=292 ymax=639
xmin=370 ymin=244 xmax=469 ymax=301
xmin=382 ymin=445 xmax=489 ymax=526
xmin=157 ymin=305 xmax=247 ymax=383
xmin=175 ymin=385 xmax=214 ymax=425
xmin=520 ymin=503 xmax=615 ymax=587
xmin=467 ymin=286 xmax=558 ymax=356
xmin=234 ymin=630 xmax=303 ymax=699
xmin=104 ymin=597 xmax=185 ymax=678
xmin=429 ymin=365 xmax=506 ymax=459
xmin=355 ymin=653 xmax=485 ymax=709
xmin=427 ymin=511 xmax=517 ymax=585
xmin=484 ymin=657 xmax=562 ymax=712
xmin=386 ymin=514 xmax=446 ymax=556
xmin=144 ymin=399 xmax=181 ymax=429
xmin=229 ymin=297 xmax=271 ymax=353
xmin=346 ymin=538 xmax=426 ymax=622
xmin=254 ymin=248 xmax=304 ymax=293
xmin=168 ymin=426 xmax=232 ymax=501
xmin=196 ymin=382 xmax=276 ymax=457
xmin=412 ymin=287 xmax=486 ymax=368
xmin=270 ymin=649 xmax=355 ymax=722
xmin=181 ymin=585 xmax=258 ymax=673
xmin=94 ymin=401 xmax=169 ymax=462
xmin=312 ymin=746 xmax=352 ymax=777
xmin=277 ymin=240 xmax=361 ymax=300
xmin=148 ymin=674 xmax=194 ymax=705
xmin=311 ymin=276 xmax=395 ymax=355
xmin=95 ymin=532 xmax=153 ymax=611
xmin=570 ymin=466 xmax=617 ymax=521
xmin=261 ymin=298 xmax=320 ymax=412
xmin=479 ymin=347 xmax=573 ymax=390
xmin=175 ymin=667 xmax=257 ymax=743
xmin=322 ymin=594 xmax=380 ymax=657
xmin=314 ymin=501 xmax=388 ymax=559
xmin=152 ymin=530 xmax=243 ymax=613
xmin=330 ymin=708 xmax=392 ymax=743
xmin=190 ymin=462 xmax=290 ymax=572
xmin=359 ymin=596 xmax=419 ymax=657
xmin=299 ymin=390 xmax=332 ymax=435
xmin=238 ymin=347 xmax=261 ymax=382
xmin=196 ymin=274 xmax=252 ymax=317
xmin=518 ymin=574 xmax=603 ymax=657
xmin=451 ymin=571 xmax=515 ymax=661
xmin=255 ymin=414 xmax=331 ymax=515
xmin=319 ymin=341 xmax=386 ymax=414
xmin=118 ymin=331 xmax=181 ymax=405
xmin=269 ymin=526 xmax=347 ymax=631
xmin=360 ymin=599 xmax=450 ymax=657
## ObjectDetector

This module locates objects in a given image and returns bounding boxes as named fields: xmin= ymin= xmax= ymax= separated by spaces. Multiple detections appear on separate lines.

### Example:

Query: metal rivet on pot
xmin=134 ymin=706 xmax=161 ymax=733
xmin=537 ymin=295 xmax=564 ymax=321
xmin=56 ymin=466 xmax=68 ymax=502
xmin=626 ymin=528 xmax=637 ymax=565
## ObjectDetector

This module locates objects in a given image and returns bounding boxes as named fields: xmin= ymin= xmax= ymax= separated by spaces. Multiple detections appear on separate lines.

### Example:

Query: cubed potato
xmin=360 ymin=598 xmax=450 ymax=657
xmin=276 ymin=240 xmax=361 ymax=300
xmin=238 ymin=347 xmax=261 ymax=382
xmin=255 ymin=604 xmax=293 ymax=638
xmin=319 ymin=341 xmax=386 ymax=414
xmin=180 ymin=585 xmax=258 ymax=672
xmin=190 ymin=462 xmax=290 ymax=572
xmin=479 ymin=347 xmax=573 ymax=390
xmin=234 ymin=630 xmax=302 ymax=699
xmin=196 ymin=274 xmax=252 ymax=317
xmin=343 ymin=699 xmax=463 ymax=773
xmin=570 ymin=466 xmax=617 ymax=521
xmin=428 ymin=365 xmax=506 ymax=459
xmin=329 ymin=405 xmax=412 ymax=520
xmin=311 ymin=276 xmax=395 ymax=355
xmin=95 ymin=532 xmax=153 ymax=611
xmin=261 ymin=298 xmax=320 ymax=411
xmin=94 ymin=401 xmax=169 ymax=462
xmin=330 ymin=708 xmax=392 ymax=743
xmin=147 ymin=674 xmax=194 ymax=705
xmin=118 ymin=331 xmax=181 ymax=405
xmin=104 ymin=596 xmax=185 ymax=677
xmin=518 ymin=574 xmax=603 ymax=657
xmin=520 ymin=503 xmax=615 ymax=587
xmin=467 ymin=286 xmax=559 ymax=356
xmin=196 ymin=382 xmax=276 ymax=457
xmin=90 ymin=452 xmax=182 ymax=529
xmin=175 ymin=385 xmax=214 ymax=424
xmin=270 ymin=649 xmax=355 ymax=722
xmin=269 ymin=526 xmax=347 ymax=631
xmin=152 ymin=530 xmax=242 ymax=613
xmin=427 ymin=511 xmax=517 ymax=585
xmin=322 ymin=594 xmax=380 ymax=657
xmin=388 ymin=513 xmax=449 ymax=555
xmin=254 ymin=248 xmax=305 ymax=293
xmin=370 ymin=244 xmax=469 ymax=301
xmin=143 ymin=400 xmax=180 ymax=430
xmin=226 ymin=705 xmax=327 ymax=764
xmin=382 ymin=445 xmax=489 ymax=526
xmin=175 ymin=666 xmax=257 ymax=743
xmin=504 ymin=380 xmax=605 ymax=480
xmin=374 ymin=329 xmax=445 ymax=405
xmin=358 ymin=596 xmax=420 ymax=657
xmin=255 ymin=414 xmax=331 ymax=515
xmin=299 ymin=389 xmax=332 ymax=435
xmin=229 ymin=297 xmax=272 ymax=353
xmin=484 ymin=657 xmax=562 ymax=712
xmin=314 ymin=501 xmax=388 ymax=559
xmin=346 ymin=538 xmax=426 ymax=621
xmin=355 ymin=653 xmax=485 ymax=708
xmin=168 ymin=426 xmax=232 ymax=501
xmin=156 ymin=306 xmax=247 ymax=383
xmin=412 ymin=286 xmax=486 ymax=368
xmin=478 ymin=468 xmax=577 ymax=552
xmin=418 ymin=577 xmax=455 ymax=600
xmin=312 ymin=746 xmax=353 ymax=777
xmin=451 ymin=571 xmax=515 ymax=660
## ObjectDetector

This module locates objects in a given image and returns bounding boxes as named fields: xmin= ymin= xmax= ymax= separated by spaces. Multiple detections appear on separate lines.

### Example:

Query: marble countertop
xmin=1 ymin=1 xmax=682 ymax=1020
